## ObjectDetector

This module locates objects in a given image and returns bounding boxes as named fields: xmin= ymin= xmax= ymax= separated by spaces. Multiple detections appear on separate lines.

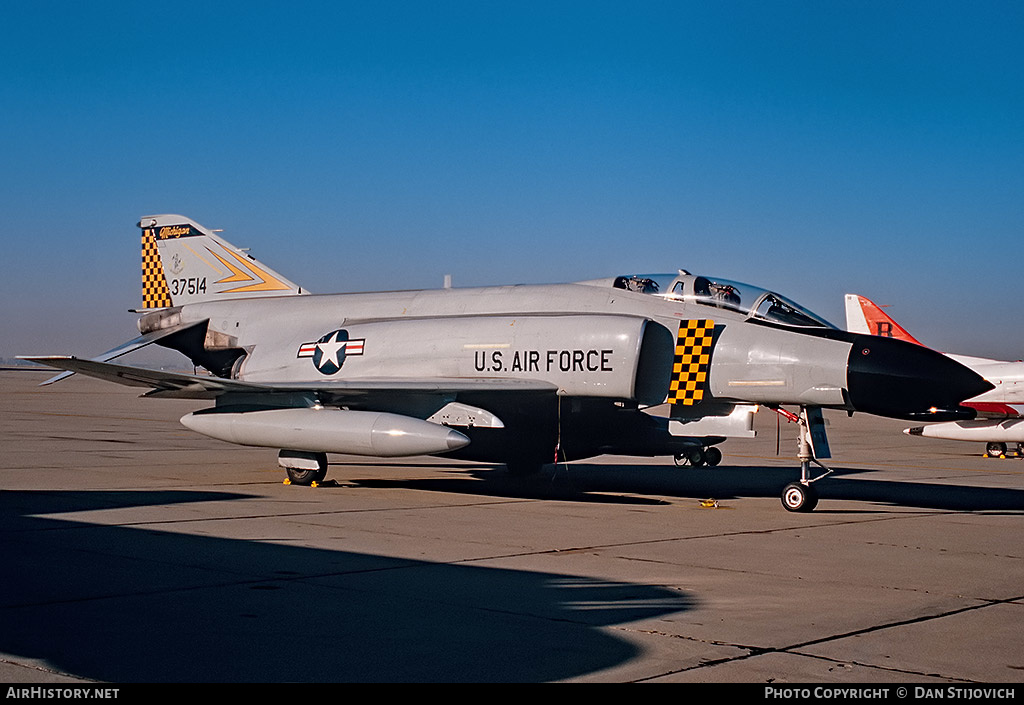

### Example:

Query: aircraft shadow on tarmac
xmin=341 ymin=462 xmax=1024 ymax=513
xmin=0 ymin=489 xmax=696 ymax=683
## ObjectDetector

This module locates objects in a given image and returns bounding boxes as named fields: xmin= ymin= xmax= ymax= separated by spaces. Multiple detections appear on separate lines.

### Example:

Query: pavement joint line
xmin=630 ymin=595 xmax=1024 ymax=682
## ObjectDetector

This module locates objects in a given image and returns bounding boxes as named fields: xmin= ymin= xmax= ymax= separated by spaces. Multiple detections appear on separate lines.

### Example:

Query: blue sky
xmin=2 ymin=1 xmax=1022 ymax=361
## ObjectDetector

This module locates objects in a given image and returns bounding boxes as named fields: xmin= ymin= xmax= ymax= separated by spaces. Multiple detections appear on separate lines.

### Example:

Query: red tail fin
xmin=844 ymin=294 xmax=925 ymax=346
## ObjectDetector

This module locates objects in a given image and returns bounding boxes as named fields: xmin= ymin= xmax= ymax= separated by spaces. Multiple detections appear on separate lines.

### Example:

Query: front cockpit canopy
xmin=611 ymin=272 xmax=836 ymax=329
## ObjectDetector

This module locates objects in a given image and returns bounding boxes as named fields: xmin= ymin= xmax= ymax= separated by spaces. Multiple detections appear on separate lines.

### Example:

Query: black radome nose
xmin=846 ymin=335 xmax=993 ymax=421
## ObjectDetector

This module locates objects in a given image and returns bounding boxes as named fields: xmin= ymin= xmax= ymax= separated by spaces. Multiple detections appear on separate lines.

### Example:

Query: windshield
xmin=612 ymin=272 xmax=836 ymax=329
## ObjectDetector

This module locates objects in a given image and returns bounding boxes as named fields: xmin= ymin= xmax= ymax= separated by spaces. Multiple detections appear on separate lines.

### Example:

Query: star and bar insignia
xmin=297 ymin=330 xmax=365 ymax=375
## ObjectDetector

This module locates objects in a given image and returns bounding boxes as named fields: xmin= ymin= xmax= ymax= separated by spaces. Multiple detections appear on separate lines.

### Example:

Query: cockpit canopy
xmin=611 ymin=272 xmax=836 ymax=329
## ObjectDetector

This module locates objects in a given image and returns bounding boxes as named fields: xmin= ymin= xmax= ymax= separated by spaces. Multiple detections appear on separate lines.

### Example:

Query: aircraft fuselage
xmin=143 ymin=279 xmax=989 ymax=465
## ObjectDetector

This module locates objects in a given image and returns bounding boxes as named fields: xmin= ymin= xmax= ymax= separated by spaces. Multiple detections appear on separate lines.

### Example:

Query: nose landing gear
xmin=776 ymin=406 xmax=833 ymax=513
xmin=782 ymin=481 xmax=818 ymax=512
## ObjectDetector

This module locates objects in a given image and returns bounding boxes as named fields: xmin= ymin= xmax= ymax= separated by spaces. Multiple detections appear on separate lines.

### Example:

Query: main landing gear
xmin=673 ymin=444 xmax=723 ymax=467
xmin=986 ymin=442 xmax=1023 ymax=459
xmin=279 ymin=450 xmax=328 ymax=486
xmin=776 ymin=406 xmax=833 ymax=513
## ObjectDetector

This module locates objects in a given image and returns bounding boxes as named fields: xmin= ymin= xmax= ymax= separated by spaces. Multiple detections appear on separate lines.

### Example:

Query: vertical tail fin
xmin=138 ymin=214 xmax=307 ymax=309
xmin=843 ymin=294 xmax=924 ymax=346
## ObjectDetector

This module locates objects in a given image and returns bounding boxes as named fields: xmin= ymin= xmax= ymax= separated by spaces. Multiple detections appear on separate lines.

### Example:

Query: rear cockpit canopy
xmin=610 ymin=272 xmax=836 ymax=329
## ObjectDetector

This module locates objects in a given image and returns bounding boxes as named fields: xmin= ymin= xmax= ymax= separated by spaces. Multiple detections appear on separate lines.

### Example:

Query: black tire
xmin=987 ymin=442 xmax=1007 ymax=457
xmin=781 ymin=482 xmax=818 ymax=513
xmin=686 ymin=447 xmax=706 ymax=466
xmin=704 ymin=446 xmax=722 ymax=467
xmin=286 ymin=466 xmax=327 ymax=486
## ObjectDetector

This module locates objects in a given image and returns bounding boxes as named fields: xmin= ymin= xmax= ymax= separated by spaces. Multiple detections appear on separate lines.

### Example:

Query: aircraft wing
xmin=20 ymin=356 xmax=559 ymax=402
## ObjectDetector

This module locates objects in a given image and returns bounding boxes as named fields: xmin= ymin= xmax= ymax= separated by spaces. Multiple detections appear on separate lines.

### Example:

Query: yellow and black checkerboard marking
xmin=667 ymin=319 xmax=715 ymax=405
xmin=141 ymin=229 xmax=172 ymax=309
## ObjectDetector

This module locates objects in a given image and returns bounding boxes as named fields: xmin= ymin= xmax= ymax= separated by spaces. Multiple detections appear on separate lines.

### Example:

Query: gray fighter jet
xmin=24 ymin=215 xmax=992 ymax=512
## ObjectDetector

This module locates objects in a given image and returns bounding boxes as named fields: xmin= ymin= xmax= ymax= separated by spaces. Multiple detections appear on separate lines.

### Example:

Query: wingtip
xmin=14 ymin=356 xmax=79 ymax=386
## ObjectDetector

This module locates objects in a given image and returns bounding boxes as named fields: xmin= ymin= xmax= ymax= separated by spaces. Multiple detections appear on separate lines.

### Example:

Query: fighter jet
xmin=22 ymin=215 xmax=991 ymax=512
xmin=845 ymin=294 xmax=1023 ymax=457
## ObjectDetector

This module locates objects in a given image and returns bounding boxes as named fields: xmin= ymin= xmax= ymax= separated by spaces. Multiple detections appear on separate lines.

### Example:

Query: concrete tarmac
xmin=1 ymin=371 xmax=1022 ymax=683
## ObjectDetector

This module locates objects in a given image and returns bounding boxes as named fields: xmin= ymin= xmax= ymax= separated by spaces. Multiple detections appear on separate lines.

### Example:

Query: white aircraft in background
xmin=845 ymin=294 xmax=1024 ymax=457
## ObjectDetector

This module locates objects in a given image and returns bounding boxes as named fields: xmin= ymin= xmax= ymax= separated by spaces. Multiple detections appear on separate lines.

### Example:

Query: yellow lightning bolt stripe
xmin=207 ymin=248 xmax=256 ymax=284
xmin=141 ymin=229 xmax=172 ymax=309
xmin=207 ymin=247 xmax=292 ymax=293
xmin=667 ymin=319 xmax=715 ymax=406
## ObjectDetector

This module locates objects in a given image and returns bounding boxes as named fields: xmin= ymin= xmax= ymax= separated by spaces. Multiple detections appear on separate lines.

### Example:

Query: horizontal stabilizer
xmin=19 ymin=356 xmax=255 ymax=397
xmin=22 ymin=319 xmax=209 ymax=386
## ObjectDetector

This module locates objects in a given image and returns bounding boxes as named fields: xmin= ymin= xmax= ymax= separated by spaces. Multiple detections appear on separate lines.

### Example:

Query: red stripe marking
xmin=965 ymin=402 xmax=1021 ymax=418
